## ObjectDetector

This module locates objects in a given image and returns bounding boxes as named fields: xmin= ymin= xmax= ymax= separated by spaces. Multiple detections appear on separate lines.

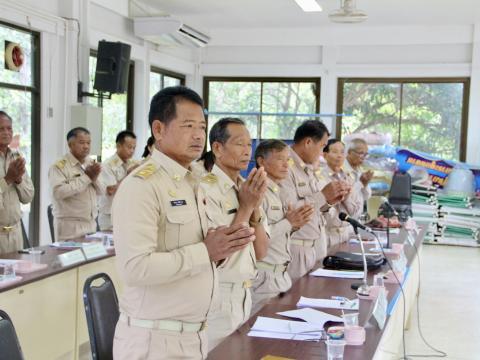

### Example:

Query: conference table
xmin=0 ymin=226 xmax=424 ymax=360
xmin=207 ymin=226 xmax=425 ymax=360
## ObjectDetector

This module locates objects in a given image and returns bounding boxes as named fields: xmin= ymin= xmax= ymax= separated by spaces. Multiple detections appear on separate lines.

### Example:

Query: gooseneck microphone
xmin=380 ymin=197 xmax=399 ymax=216
xmin=338 ymin=212 xmax=374 ymax=234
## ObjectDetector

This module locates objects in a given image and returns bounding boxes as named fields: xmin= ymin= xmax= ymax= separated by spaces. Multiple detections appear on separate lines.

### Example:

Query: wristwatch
xmin=249 ymin=214 xmax=263 ymax=226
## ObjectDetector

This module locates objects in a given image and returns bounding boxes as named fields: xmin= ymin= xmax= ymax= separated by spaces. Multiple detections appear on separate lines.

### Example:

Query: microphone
xmin=381 ymin=197 xmax=399 ymax=216
xmin=338 ymin=212 xmax=374 ymax=234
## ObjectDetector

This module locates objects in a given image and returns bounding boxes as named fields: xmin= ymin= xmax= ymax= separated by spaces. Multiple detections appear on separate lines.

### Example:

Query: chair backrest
xmin=0 ymin=310 xmax=24 ymax=360
xmin=83 ymin=273 xmax=119 ymax=360
xmin=20 ymin=219 xmax=31 ymax=249
xmin=47 ymin=204 xmax=55 ymax=243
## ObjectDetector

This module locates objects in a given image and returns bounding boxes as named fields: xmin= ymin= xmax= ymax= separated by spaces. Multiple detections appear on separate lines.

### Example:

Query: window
xmin=337 ymin=78 xmax=469 ymax=161
xmin=0 ymin=21 xmax=40 ymax=242
xmin=204 ymin=78 xmax=320 ymax=140
xmin=149 ymin=67 xmax=185 ymax=101
xmin=88 ymin=52 xmax=134 ymax=160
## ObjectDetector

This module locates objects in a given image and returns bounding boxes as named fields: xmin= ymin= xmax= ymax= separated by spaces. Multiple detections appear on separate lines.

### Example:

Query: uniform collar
xmin=212 ymin=164 xmax=241 ymax=195
xmin=66 ymin=152 xmax=88 ymax=167
xmin=267 ymin=178 xmax=281 ymax=194
xmin=0 ymin=147 xmax=17 ymax=159
xmin=289 ymin=147 xmax=314 ymax=171
xmin=152 ymin=149 xmax=190 ymax=186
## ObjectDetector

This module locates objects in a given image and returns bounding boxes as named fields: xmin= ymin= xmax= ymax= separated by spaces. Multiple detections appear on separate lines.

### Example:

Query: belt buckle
xmin=243 ymin=280 xmax=252 ymax=288
xmin=2 ymin=226 xmax=13 ymax=232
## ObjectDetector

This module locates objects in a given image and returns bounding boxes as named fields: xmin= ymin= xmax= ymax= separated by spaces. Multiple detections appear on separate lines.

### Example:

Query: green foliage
xmin=341 ymin=81 xmax=465 ymax=160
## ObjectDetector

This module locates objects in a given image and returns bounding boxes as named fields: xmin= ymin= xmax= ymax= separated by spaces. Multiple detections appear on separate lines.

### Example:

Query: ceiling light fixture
xmin=293 ymin=0 xmax=323 ymax=12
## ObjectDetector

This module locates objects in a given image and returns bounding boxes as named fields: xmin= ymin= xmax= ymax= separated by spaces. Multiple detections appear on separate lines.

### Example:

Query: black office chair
xmin=47 ymin=204 xmax=55 ymax=242
xmin=0 ymin=310 xmax=24 ymax=360
xmin=83 ymin=273 xmax=119 ymax=360
xmin=20 ymin=219 xmax=31 ymax=249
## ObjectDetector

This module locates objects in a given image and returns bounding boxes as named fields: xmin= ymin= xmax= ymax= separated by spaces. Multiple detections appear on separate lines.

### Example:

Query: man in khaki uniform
xmin=197 ymin=118 xmax=270 ymax=350
xmin=251 ymin=140 xmax=313 ymax=313
xmin=280 ymin=120 xmax=350 ymax=281
xmin=344 ymin=138 xmax=373 ymax=203
xmin=48 ymin=127 xmax=103 ymax=241
xmin=98 ymin=130 xmax=137 ymax=231
xmin=113 ymin=86 xmax=255 ymax=360
xmin=0 ymin=111 xmax=34 ymax=254
xmin=322 ymin=139 xmax=363 ymax=247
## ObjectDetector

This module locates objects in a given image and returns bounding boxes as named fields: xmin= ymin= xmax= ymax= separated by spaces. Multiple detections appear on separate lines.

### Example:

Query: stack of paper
xmin=296 ymin=296 xmax=359 ymax=310
xmin=248 ymin=316 xmax=325 ymax=341
xmin=309 ymin=268 xmax=364 ymax=279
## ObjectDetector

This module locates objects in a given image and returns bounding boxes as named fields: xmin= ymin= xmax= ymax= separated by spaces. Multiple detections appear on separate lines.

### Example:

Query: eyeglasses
xmin=352 ymin=150 xmax=368 ymax=157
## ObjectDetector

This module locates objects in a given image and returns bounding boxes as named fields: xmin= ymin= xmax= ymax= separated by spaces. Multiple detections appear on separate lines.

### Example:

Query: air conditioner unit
xmin=133 ymin=16 xmax=210 ymax=47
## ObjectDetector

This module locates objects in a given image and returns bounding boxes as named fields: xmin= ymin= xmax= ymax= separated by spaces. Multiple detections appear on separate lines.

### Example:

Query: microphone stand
xmin=351 ymin=225 xmax=370 ymax=296
xmin=386 ymin=214 xmax=391 ymax=249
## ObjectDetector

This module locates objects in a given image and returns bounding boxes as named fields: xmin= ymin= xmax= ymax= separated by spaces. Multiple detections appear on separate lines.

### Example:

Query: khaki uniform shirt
xmin=48 ymin=153 xmax=104 ymax=240
xmin=260 ymin=179 xmax=291 ymax=266
xmin=198 ymin=164 xmax=268 ymax=284
xmin=280 ymin=148 xmax=329 ymax=243
xmin=321 ymin=165 xmax=364 ymax=230
xmin=98 ymin=153 xmax=137 ymax=230
xmin=0 ymin=149 xmax=34 ymax=253
xmin=344 ymin=160 xmax=372 ymax=203
xmin=113 ymin=149 xmax=216 ymax=322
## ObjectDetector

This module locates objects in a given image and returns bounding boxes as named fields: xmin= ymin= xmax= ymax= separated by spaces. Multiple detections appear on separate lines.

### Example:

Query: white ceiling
xmin=132 ymin=0 xmax=480 ymax=32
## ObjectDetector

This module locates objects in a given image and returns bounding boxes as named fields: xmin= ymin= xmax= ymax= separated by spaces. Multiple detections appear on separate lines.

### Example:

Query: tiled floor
xmin=403 ymin=244 xmax=480 ymax=360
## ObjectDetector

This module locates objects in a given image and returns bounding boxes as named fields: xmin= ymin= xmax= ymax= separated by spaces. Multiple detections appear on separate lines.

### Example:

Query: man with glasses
xmin=344 ymin=138 xmax=373 ymax=203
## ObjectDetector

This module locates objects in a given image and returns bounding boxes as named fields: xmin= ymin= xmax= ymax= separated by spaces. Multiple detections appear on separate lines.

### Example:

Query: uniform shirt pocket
xmin=164 ymin=212 xmax=195 ymax=251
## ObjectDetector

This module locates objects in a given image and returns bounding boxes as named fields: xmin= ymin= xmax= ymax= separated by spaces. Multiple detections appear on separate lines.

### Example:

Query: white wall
xmin=1 ymin=0 xmax=479 ymax=245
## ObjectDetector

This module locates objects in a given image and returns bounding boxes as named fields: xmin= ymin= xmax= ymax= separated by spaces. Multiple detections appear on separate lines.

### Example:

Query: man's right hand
xmin=204 ymin=222 xmax=255 ymax=262
xmin=5 ymin=158 xmax=25 ymax=185
xmin=321 ymin=180 xmax=350 ymax=204
xmin=286 ymin=203 xmax=314 ymax=228
xmin=85 ymin=162 xmax=102 ymax=181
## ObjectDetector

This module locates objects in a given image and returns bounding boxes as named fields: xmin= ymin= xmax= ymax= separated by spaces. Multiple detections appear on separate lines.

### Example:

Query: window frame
xmin=0 ymin=20 xmax=41 ymax=244
xmin=203 ymin=76 xmax=321 ymax=140
xmin=336 ymin=77 xmax=470 ymax=162
xmin=150 ymin=66 xmax=186 ymax=89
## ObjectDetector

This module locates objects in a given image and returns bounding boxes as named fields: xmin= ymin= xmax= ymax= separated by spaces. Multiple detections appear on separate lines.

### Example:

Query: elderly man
xmin=0 ymin=111 xmax=34 ymax=254
xmin=344 ymin=138 xmax=373 ymax=203
xmin=48 ymin=127 xmax=103 ymax=241
xmin=98 ymin=130 xmax=137 ymax=231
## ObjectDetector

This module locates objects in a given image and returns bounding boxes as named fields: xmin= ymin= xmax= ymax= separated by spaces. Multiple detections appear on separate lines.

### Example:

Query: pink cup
xmin=344 ymin=325 xmax=366 ymax=345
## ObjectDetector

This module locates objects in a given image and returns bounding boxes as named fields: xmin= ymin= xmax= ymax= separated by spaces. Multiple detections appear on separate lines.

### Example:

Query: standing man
xmin=280 ymin=120 xmax=350 ymax=281
xmin=98 ymin=130 xmax=137 ymax=231
xmin=251 ymin=139 xmax=313 ymax=313
xmin=197 ymin=118 xmax=270 ymax=350
xmin=0 ymin=111 xmax=34 ymax=254
xmin=112 ymin=87 xmax=254 ymax=360
xmin=344 ymin=138 xmax=373 ymax=203
xmin=48 ymin=127 xmax=103 ymax=241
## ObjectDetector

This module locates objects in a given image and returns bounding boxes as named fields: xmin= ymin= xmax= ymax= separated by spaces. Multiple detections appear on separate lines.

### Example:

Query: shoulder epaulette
xmin=201 ymin=173 xmax=218 ymax=184
xmin=287 ymin=158 xmax=294 ymax=167
xmin=134 ymin=163 xmax=157 ymax=179
xmin=55 ymin=159 xmax=66 ymax=169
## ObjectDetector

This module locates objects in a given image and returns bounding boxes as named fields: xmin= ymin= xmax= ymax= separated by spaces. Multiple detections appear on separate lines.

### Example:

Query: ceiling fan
xmin=329 ymin=0 xmax=368 ymax=23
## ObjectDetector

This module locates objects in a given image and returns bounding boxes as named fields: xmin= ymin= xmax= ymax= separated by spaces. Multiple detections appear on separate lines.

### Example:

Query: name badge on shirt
xmin=298 ymin=182 xmax=306 ymax=187
xmin=227 ymin=208 xmax=237 ymax=214
xmin=271 ymin=205 xmax=281 ymax=210
xmin=170 ymin=199 xmax=187 ymax=207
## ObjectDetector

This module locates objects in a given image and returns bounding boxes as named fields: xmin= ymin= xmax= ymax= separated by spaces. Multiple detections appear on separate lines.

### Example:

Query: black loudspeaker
xmin=93 ymin=40 xmax=131 ymax=93
xmin=386 ymin=171 xmax=412 ymax=221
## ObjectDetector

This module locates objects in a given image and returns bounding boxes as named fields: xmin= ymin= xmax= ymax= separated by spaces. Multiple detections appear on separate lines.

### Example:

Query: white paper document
xmin=297 ymin=296 xmax=359 ymax=310
xmin=309 ymin=268 xmax=364 ymax=279
xmin=247 ymin=316 xmax=324 ymax=341
xmin=276 ymin=308 xmax=343 ymax=327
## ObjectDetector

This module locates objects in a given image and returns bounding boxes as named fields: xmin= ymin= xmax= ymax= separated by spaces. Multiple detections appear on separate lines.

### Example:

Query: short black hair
xmin=199 ymin=117 xmax=245 ymax=171
xmin=293 ymin=120 xmax=330 ymax=144
xmin=254 ymin=139 xmax=288 ymax=167
xmin=209 ymin=117 xmax=245 ymax=147
xmin=0 ymin=111 xmax=12 ymax=122
xmin=148 ymin=86 xmax=204 ymax=127
xmin=115 ymin=130 xmax=136 ymax=144
xmin=66 ymin=127 xmax=90 ymax=141
xmin=323 ymin=138 xmax=344 ymax=153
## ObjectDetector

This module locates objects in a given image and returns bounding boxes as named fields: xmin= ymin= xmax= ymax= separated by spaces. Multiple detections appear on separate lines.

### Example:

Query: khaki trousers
xmin=0 ymin=222 xmax=22 ymax=255
xmin=207 ymin=284 xmax=251 ymax=351
xmin=287 ymin=243 xmax=316 ymax=281
xmin=251 ymin=269 xmax=292 ymax=315
xmin=113 ymin=320 xmax=207 ymax=360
